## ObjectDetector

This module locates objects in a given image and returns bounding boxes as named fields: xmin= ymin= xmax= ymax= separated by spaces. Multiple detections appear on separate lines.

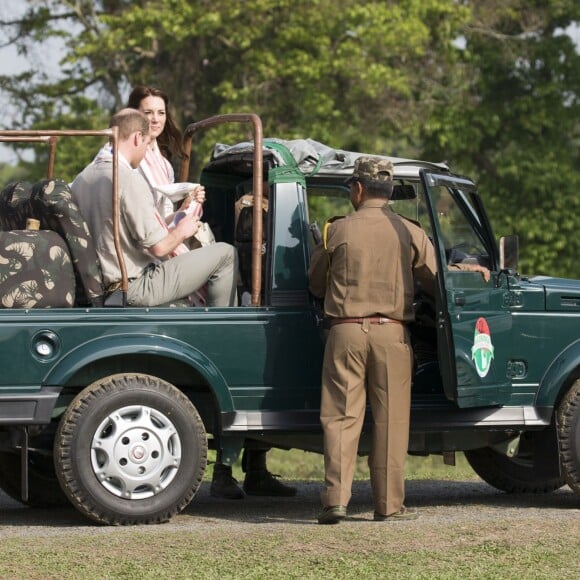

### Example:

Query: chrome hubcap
xmin=91 ymin=405 xmax=182 ymax=499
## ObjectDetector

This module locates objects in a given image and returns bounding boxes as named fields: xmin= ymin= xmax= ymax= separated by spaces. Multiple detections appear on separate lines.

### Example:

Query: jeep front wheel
xmin=557 ymin=379 xmax=580 ymax=496
xmin=54 ymin=374 xmax=207 ymax=525
xmin=465 ymin=447 xmax=565 ymax=494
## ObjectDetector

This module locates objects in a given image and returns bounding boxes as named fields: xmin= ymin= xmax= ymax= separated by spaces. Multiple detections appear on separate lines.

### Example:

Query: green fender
xmin=43 ymin=332 xmax=235 ymax=413
xmin=537 ymin=338 xmax=580 ymax=406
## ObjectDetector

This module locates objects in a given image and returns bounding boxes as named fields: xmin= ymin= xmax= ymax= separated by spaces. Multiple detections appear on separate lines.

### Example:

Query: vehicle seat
xmin=234 ymin=193 xmax=268 ymax=299
xmin=0 ymin=229 xmax=75 ymax=308
xmin=0 ymin=181 xmax=33 ymax=231
xmin=0 ymin=179 xmax=105 ymax=307
xmin=28 ymin=179 xmax=105 ymax=306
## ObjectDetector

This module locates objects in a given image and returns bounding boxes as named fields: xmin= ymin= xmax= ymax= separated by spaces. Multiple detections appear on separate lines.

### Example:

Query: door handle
xmin=454 ymin=294 xmax=466 ymax=306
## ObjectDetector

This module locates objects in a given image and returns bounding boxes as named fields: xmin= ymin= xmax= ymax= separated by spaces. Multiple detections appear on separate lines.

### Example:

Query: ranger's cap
xmin=348 ymin=156 xmax=394 ymax=185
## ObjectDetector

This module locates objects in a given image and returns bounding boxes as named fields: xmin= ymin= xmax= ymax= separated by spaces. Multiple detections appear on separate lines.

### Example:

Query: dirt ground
xmin=0 ymin=479 xmax=578 ymax=535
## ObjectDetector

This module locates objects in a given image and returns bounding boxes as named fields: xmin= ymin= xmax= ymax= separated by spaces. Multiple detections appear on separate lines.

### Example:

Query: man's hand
xmin=450 ymin=262 xmax=491 ymax=282
xmin=148 ymin=214 xmax=201 ymax=258
xmin=175 ymin=213 xmax=201 ymax=240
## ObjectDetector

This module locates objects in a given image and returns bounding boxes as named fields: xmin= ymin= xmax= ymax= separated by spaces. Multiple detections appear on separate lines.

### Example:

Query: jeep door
xmin=420 ymin=171 xmax=513 ymax=407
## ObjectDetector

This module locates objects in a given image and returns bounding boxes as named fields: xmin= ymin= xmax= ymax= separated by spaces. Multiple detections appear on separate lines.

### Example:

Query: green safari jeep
xmin=0 ymin=115 xmax=578 ymax=524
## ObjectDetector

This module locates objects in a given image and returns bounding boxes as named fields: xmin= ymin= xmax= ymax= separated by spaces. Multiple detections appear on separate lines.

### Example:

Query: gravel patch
xmin=0 ymin=479 xmax=578 ymax=537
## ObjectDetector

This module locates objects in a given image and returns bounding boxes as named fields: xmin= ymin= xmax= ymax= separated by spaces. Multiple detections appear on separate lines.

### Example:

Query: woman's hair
xmin=127 ymin=85 xmax=188 ymax=160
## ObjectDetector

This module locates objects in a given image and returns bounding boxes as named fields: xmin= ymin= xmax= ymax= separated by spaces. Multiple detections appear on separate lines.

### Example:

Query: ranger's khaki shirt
xmin=308 ymin=199 xmax=436 ymax=322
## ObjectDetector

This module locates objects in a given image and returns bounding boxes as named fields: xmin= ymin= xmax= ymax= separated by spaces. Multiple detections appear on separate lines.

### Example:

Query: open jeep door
xmin=420 ymin=170 xmax=513 ymax=408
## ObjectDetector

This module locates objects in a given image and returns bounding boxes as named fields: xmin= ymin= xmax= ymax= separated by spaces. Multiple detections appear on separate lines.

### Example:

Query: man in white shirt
xmin=71 ymin=108 xmax=237 ymax=307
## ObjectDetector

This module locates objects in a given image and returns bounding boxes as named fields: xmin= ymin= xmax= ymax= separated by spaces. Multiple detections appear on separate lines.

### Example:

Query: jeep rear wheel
xmin=465 ymin=447 xmax=565 ymax=494
xmin=54 ymin=374 xmax=207 ymax=525
xmin=557 ymin=379 xmax=580 ymax=496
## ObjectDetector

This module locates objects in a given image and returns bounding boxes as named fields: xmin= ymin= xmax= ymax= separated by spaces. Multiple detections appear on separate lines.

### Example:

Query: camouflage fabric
xmin=28 ymin=180 xmax=105 ymax=306
xmin=0 ymin=179 xmax=105 ymax=306
xmin=348 ymin=156 xmax=394 ymax=184
xmin=0 ymin=230 xmax=75 ymax=308
xmin=0 ymin=182 xmax=34 ymax=231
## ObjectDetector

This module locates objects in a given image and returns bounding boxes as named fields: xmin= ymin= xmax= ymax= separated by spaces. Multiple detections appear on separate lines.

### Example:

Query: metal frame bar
xmin=180 ymin=113 xmax=264 ymax=306
xmin=0 ymin=129 xmax=128 ymax=297
xmin=0 ymin=135 xmax=58 ymax=178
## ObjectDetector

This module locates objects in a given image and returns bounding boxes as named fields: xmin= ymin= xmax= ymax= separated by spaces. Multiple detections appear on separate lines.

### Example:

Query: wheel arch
xmin=536 ymin=338 xmax=580 ymax=408
xmin=43 ymin=333 xmax=234 ymax=424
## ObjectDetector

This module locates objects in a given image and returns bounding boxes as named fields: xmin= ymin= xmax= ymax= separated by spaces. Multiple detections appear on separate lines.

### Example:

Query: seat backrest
xmin=0 ymin=230 xmax=75 ymax=308
xmin=28 ymin=179 xmax=105 ymax=306
xmin=0 ymin=179 xmax=105 ymax=306
xmin=0 ymin=181 xmax=34 ymax=232
xmin=234 ymin=194 xmax=268 ymax=294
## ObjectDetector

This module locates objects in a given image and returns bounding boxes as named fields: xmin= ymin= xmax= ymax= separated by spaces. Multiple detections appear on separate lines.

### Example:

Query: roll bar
xmin=0 ymin=135 xmax=58 ymax=178
xmin=180 ymin=113 xmax=264 ymax=306
xmin=0 ymin=128 xmax=129 ymax=302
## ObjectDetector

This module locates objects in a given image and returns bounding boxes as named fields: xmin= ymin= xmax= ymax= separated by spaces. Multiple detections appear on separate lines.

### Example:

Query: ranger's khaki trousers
xmin=320 ymin=321 xmax=413 ymax=516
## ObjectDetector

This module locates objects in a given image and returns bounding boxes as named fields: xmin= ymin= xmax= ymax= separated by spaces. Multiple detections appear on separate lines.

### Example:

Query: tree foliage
xmin=421 ymin=0 xmax=580 ymax=277
xmin=0 ymin=0 xmax=578 ymax=276
xmin=1 ymin=0 xmax=468 ymax=169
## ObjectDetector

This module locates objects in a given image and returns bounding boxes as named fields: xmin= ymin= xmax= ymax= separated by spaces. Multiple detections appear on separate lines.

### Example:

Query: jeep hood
xmin=530 ymin=276 xmax=580 ymax=311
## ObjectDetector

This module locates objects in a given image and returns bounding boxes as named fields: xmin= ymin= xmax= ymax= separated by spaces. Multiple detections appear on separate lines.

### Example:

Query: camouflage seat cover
xmin=0 ymin=181 xmax=34 ymax=231
xmin=0 ymin=230 xmax=75 ymax=308
xmin=0 ymin=180 xmax=105 ymax=306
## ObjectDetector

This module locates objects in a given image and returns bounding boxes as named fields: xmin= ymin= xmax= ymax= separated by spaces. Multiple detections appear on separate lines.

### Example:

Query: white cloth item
xmin=138 ymin=142 xmax=175 ymax=219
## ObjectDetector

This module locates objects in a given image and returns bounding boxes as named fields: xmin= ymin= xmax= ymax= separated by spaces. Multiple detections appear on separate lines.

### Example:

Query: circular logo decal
xmin=471 ymin=317 xmax=494 ymax=378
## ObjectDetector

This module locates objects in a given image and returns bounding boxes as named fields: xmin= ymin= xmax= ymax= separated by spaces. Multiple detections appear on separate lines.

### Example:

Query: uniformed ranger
xmin=308 ymin=156 xmax=437 ymax=524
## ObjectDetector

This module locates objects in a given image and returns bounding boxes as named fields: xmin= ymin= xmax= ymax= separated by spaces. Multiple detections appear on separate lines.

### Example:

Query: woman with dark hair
xmin=127 ymin=85 xmax=187 ymax=162
xmin=127 ymin=85 xmax=203 ymax=221
xmin=124 ymin=85 xmax=296 ymax=501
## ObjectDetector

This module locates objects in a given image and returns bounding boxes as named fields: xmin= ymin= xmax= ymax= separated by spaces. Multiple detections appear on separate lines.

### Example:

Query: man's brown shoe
xmin=317 ymin=505 xmax=347 ymax=525
xmin=373 ymin=506 xmax=419 ymax=521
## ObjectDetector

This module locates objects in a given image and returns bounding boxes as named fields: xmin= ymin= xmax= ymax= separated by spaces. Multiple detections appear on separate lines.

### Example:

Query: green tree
xmin=421 ymin=0 xmax=580 ymax=277
xmin=1 ymin=1 xmax=579 ymax=279
xmin=1 ymin=0 xmax=468 ymax=175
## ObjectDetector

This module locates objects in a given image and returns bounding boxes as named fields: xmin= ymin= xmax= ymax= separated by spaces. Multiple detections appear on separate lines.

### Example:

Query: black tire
xmin=465 ymin=446 xmax=566 ymax=494
xmin=0 ymin=450 xmax=69 ymax=507
xmin=54 ymin=373 xmax=207 ymax=525
xmin=557 ymin=379 xmax=580 ymax=496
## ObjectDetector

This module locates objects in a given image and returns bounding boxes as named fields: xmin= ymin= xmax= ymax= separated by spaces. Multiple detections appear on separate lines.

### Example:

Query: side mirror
xmin=499 ymin=235 xmax=519 ymax=271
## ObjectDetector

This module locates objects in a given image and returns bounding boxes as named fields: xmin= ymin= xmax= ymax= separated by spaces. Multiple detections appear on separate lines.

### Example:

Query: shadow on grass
xmin=183 ymin=479 xmax=578 ymax=525
xmin=0 ymin=479 xmax=577 ymax=529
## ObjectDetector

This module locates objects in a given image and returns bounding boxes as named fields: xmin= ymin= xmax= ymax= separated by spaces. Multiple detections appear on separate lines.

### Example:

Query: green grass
xmin=6 ymin=449 xmax=574 ymax=579
xmin=0 ymin=521 xmax=577 ymax=579
xmin=205 ymin=447 xmax=478 ymax=482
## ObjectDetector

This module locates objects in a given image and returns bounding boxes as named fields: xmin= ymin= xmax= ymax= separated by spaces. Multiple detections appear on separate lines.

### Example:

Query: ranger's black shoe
xmin=243 ymin=469 xmax=297 ymax=497
xmin=210 ymin=464 xmax=244 ymax=500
